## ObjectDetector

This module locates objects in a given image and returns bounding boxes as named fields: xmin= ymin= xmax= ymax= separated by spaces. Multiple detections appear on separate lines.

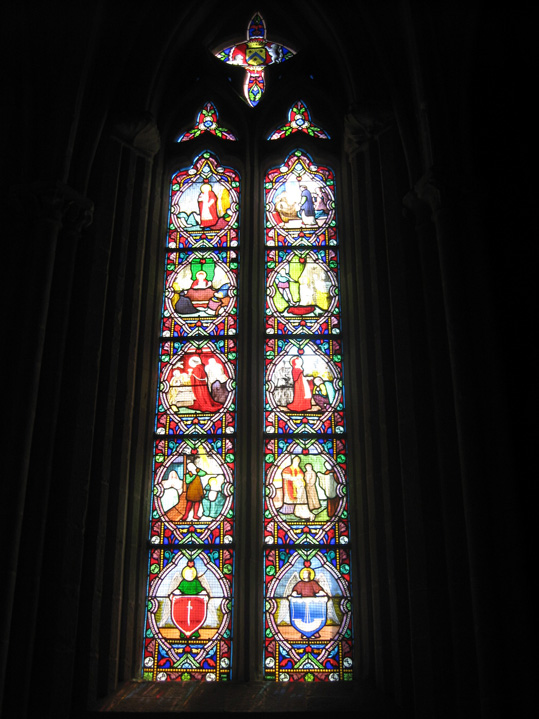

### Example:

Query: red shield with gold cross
xmin=171 ymin=594 xmax=208 ymax=636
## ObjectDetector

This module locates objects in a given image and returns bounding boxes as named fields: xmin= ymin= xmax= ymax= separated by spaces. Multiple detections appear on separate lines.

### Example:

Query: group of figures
xmin=171 ymin=259 xmax=233 ymax=320
xmin=286 ymin=355 xmax=336 ymax=413
xmin=269 ymin=173 xmax=332 ymax=229
xmin=271 ymin=455 xmax=339 ymax=523
xmin=158 ymin=456 xmax=228 ymax=524
xmin=269 ymin=253 xmax=335 ymax=320
xmin=167 ymin=352 xmax=230 ymax=414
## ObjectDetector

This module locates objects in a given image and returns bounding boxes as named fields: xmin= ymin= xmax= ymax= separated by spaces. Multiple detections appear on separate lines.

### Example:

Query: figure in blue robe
xmin=299 ymin=185 xmax=316 ymax=225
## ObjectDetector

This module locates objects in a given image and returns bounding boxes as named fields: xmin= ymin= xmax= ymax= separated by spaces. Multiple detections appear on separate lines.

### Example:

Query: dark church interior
xmin=2 ymin=2 xmax=531 ymax=717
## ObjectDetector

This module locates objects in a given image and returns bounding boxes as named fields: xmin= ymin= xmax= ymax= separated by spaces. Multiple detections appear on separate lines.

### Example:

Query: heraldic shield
xmin=171 ymin=594 xmax=208 ymax=637
xmin=289 ymin=595 xmax=327 ymax=638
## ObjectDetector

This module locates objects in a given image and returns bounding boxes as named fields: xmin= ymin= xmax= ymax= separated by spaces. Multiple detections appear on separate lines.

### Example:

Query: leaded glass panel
xmin=265 ymin=248 xmax=340 ymax=335
xmin=150 ymin=438 xmax=235 ymax=545
xmin=177 ymin=102 xmax=237 ymax=142
xmin=264 ymin=437 xmax=348 ymax=546
xmin=162 ymin=249 xmax=238 ymax=337
xmin=264 ymin=548 xmax=353 ymax=682
xmin=168 ymin=152 xmax=240 ymax=249
xmin=263 ymin=150 xmax=353 ymax=682
xmin=143 ymin=151 xmax=239 ymax=682
xmin=264 ymin=338 xmax=345 ymax=434
xmin=156 ymin=339 xmax=237 ymax=435
xmin=214 ymin=13 xmax=295 ymax=107
xmin=143 ymin=548 xmax=234 ymax=681
xmin=265 ymin=151 xmax=336 ymax=247
xmin=267 ymin=101 xmax=330 ymax=140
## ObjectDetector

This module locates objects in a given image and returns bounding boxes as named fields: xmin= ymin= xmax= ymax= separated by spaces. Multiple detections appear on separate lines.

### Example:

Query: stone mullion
xmin=340 ymin=139 xmax=374 ymax=685
xmin=367 ymin=132 xmax=404 ymax=700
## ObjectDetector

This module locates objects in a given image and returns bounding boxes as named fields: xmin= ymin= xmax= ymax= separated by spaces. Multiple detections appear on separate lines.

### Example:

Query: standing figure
xmin=205 ymin=357 xmax=229 ymax=404
xmin=198 ymin=182 xmax=219 ymax=227
xmin=304 ymin=463 xmax=321 ymax=513
xmin=287 ymin=357 xmax=313 ymax=412
xmin=274 ymin=264 xmax=296 ymax=307
xmin=280 ymin=456 xmax=313 ymax=520
xmin=299 ymin=184 xmax=316 ymax=226
xmin=181 ymin=461 xmax=207 ymax=520
xmin=201 ymin=475 xmax=226 ymax=519
xmin=188 ymin=356 xmax=223 ymax=412
xmin=317 ymin=461 xmax=339 ymax=518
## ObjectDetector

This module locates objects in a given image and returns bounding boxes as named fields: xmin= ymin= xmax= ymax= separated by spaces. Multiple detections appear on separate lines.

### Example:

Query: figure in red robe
xmin=198 ymin=182 xmax=219 ymax=227
xmin=292 ymin=562 xmax=326 ymax=597
xmin=187 ymin=356 xmax=223 ymax=412
xmin=287 ymin=356 xmax=313 ymax=411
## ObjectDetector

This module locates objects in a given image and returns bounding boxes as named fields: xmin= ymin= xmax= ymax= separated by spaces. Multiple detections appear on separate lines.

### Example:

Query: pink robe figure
xmin=287 ymin=357 xmax=313 ymax=411
xmin=188 ymin=358 xmax=223 ymax=412
xmin=198 ymin=184 xmax=219 ymax=227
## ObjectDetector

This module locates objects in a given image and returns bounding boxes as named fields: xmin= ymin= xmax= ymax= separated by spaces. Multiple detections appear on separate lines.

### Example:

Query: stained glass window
xmin=263 ymin=150 xmax=353 ymax=682
xmin=177 ymin=102 xmax=237 ymax=142
xmin=214 ymin=12 xmax=295 ymax=107
xmin=142 ymin=150 xmax=240 ymax=682
xmin=267 ymin=101 xmax=330 ymax=141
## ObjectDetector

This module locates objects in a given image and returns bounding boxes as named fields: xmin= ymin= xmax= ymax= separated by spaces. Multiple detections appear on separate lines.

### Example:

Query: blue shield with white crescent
xmin=289 ymin=595 xmax=327 ymax=638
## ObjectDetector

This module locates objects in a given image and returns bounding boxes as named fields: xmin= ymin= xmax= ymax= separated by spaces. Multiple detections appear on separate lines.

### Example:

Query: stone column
xmin=343 ymin=109 xmax=421 ymax=709
xmin=1 ymin=182 xmax=93 ymax=717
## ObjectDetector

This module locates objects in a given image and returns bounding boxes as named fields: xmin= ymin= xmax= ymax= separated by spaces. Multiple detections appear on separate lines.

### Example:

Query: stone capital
xmin=112 ymin=111 xmax=161 ymax=157
xmin=413 ymin=169 xmax=442 ymax=214
xmin=344 ymin=104 xmax=392 ymax=159
xmin=5 ymin=182 xmax=94 ymax=232
xmin=402 ymin=168 xmax=447 ymax=225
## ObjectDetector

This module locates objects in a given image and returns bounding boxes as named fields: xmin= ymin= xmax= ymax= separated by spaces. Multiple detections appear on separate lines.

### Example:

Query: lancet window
xmin=142 ymin=11 xmax=354 ymax=685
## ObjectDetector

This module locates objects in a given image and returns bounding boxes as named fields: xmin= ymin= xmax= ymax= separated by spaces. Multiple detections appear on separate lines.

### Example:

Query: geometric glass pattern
xmin=143 ymin=151 xmax=240 ymax=681
xmin=214 ymin=12 xmax=295 ymax=107
xmin=263 ymin=150 xmax=353 ymax=682
xmin=176 ymin=102 xmax=237 ymax=142
xmin=267 ymin=101 xmax=330 ymax=140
